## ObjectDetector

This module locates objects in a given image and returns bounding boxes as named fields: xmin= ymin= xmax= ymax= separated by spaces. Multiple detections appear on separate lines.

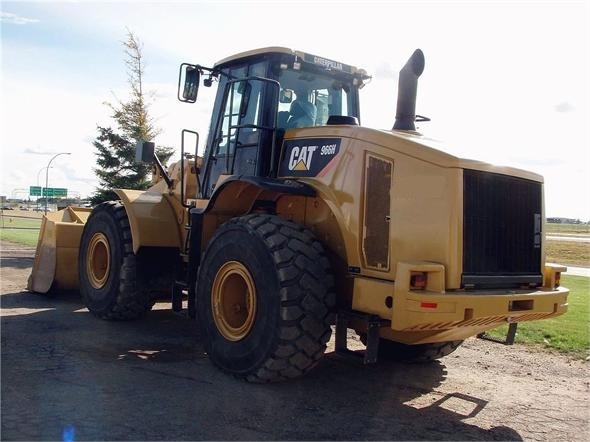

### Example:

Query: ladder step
xmin=171 ymin=282 xmax=187 ymax=312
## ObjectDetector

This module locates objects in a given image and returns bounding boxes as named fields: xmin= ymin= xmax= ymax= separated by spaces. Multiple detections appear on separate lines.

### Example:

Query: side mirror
xmin=178 ymin=63 xmax=200 ymax=103
xmin=135 ymin=141 xmax=155 ymax=164
xmin=279 ymin=89 xmax=293 ymax=104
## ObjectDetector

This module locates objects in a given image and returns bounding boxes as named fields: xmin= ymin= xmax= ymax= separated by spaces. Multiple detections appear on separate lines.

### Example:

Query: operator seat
xmin=315 ymin=98 xmax=329 ymax=125
xmin=286 ymin=99 xmax=317 ymax=128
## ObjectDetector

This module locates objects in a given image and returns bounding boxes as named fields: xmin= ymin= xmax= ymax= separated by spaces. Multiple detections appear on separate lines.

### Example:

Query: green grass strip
xmin=486 ymin=275 xmax=589 ymax=359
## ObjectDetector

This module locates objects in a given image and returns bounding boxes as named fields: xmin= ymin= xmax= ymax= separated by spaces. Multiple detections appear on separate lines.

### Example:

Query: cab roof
xmin=214 ymin=46 xmax=369 ymax=78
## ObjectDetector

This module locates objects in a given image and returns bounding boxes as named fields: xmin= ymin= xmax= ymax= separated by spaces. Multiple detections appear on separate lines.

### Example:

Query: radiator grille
xmin=463 ymin=170 xmax=543 ymax=288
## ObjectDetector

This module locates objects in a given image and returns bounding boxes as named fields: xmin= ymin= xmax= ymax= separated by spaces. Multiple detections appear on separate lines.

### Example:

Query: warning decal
xmin=279 ymin=138 xmax=341 ymax=177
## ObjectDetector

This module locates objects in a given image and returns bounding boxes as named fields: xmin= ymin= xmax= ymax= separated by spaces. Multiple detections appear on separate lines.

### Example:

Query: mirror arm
xmin=153 ymin=153 xmax=173 ymax=188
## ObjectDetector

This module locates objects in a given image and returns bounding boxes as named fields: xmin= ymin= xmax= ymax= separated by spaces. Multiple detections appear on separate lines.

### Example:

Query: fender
xmin=185 ymin=176 xmax=317 ymax=314
xmin=115 ymin=189 xmax=182 ymax=254
xmin=192 ymin=175 xmax=316 ymax=216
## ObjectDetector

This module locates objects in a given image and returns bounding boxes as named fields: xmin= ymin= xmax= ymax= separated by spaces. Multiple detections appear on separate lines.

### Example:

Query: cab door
xmin=201 ymin=62 xmax=278 ymax=198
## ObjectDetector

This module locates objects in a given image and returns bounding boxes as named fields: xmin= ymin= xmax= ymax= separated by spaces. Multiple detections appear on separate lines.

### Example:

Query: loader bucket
xmin=27 ymin=206 xmax=93 ymax=293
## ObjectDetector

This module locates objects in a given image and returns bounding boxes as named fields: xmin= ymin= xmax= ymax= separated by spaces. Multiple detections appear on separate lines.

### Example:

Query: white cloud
xmin=0 ymin=70 xmax=113 ymax=198
xmin=0 ymin=12 xmax=39 ymax=25
xmin=554 ymin=102 xmax=575 ymax=113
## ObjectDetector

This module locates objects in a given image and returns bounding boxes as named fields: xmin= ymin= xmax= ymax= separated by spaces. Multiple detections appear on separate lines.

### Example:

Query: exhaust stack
xmin=393 ymin=49 xmax=425 ymax=131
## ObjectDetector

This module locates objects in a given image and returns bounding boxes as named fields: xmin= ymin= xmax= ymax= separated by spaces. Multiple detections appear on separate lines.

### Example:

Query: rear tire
xmin=196 ymin=214 xmax=336 ymax=382
xmin=79 ymin=201 xmax=153 ymax=320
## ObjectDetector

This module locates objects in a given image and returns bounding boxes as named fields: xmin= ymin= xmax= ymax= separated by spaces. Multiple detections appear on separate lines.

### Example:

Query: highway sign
xmin=35 ymin=187 xmax=68 ymax=197
xmin=53 ymin=188 xmax=67 ymax=197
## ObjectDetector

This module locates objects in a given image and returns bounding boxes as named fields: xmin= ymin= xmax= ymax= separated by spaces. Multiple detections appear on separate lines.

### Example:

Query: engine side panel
xmin=277 ymin=126 xmax=464 ymax=289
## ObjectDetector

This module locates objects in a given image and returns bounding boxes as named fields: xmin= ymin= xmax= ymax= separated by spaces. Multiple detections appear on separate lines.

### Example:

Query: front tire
xmin=196 ymin=214 xmax=336 ymax=382
xmin=79 ymin=201 xmax=153 ymax=320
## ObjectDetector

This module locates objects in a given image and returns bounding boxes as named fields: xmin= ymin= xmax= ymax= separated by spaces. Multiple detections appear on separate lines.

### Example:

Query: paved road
xmin=566 ymin=266 xmax=590 ymax=277
xmin=547 ymin=235 xmax=590 ymax=243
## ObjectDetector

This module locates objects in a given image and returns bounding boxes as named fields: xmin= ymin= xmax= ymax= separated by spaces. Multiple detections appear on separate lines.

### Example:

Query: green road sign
xmin=39 ymin=187 xmax=68 ymax=197
xmin=30 ymin=186 xmax=42 ymax=196
xmin=53 ymin=188 xmax=67 ymax=197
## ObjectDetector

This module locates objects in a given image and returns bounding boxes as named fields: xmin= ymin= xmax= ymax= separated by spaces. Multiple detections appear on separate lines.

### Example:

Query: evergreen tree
xmin=91 ymin=31 xmax=174 ymax=204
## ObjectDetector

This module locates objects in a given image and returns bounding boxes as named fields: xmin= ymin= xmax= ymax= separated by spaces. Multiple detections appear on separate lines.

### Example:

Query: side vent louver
xmin=363 ymin=155 xmax=393 ymax=270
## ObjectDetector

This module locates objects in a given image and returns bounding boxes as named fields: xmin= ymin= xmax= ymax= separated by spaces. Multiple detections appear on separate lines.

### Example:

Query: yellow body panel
xmin=276 ymin=125 xmax=568 ymax=345
xmin=27 ymin=207 xmax=92 ymax=293
xmin=114 ymin=189 xmax=183 ymax=254
xmin=348 ymin=261 xmax=567 ymax=344
xmin=279 ymin=125 xmax=544 ymax=289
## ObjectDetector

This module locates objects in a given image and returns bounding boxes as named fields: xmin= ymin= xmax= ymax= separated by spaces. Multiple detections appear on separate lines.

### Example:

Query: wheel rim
xmin=87 ymin=232 xmax=110 ymax=289
xmin=211 ymin=261 xmax=257 ymax=342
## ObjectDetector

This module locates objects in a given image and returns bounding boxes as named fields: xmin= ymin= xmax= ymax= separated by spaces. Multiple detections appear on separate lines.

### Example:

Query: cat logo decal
xmin=280 ymin=138 xmax=341 ymax=177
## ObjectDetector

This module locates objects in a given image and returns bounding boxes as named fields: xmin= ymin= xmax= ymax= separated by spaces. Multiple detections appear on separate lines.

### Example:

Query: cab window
xmin=276 ymin=68 xmax=353 ymax=128
xmin=214 ymin=63 xmax=265 ymax=157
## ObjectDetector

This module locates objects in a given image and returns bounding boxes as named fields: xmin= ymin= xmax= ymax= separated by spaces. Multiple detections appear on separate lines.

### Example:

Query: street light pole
xmin=44 ymin=152 xmax=71 ymax=214
xmin=37 ymin=166 xmax=52 ymax=186
xmin=36 ymin=166 xmax=52 ymax=211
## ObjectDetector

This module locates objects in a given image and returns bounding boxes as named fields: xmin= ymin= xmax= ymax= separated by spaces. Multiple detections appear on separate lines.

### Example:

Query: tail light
xmin=410 ymin=272 xmax=427 ymax=290
xmin=544 ymin=264 xmax=566 ymax=290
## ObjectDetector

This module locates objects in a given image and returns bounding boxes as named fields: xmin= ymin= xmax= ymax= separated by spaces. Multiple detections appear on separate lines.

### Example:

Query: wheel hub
xmin=211 ymin=261 xmax=257 ymax=341
xmin=87 ymin=232 xmax=110 ymax=289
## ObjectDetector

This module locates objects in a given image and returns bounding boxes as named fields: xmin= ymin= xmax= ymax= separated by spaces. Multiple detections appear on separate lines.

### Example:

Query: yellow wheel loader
xmin=28 ymin=47 xmax=569 ymax=382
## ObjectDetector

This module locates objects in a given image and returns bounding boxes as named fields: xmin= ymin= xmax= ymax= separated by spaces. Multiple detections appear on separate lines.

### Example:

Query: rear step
xmin=172 ymin=281 xmax=186 ymax=312
xmin=172 ymin=280 xmax=197 ymax=318
xmin=477 ymin=323 xmax=518 ymax=345
xmin=335 ymin=310 xmax=390 ymax=364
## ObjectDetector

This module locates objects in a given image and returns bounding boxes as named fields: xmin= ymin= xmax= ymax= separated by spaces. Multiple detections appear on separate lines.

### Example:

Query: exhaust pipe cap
xmin=393 ymin=49 xmax=425 ymax=131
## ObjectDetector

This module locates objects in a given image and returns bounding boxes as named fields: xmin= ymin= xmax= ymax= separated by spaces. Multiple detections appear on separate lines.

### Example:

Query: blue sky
xmin=1 ymin=0 xmax=589 ymax=219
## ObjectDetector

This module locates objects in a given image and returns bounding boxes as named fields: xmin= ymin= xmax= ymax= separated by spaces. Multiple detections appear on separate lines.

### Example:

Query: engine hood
xmin=284 ymin=125 xmax=544 ymax=183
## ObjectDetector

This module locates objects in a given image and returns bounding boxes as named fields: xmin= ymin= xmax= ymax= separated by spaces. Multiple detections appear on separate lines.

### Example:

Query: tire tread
xmin=80 ymin=201 xmax=153 ymax=321
xmin=204 ymin=214 xmax=336 ymax=382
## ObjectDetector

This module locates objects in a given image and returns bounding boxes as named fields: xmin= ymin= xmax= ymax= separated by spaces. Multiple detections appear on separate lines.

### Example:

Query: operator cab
xmin=179 ymin=47 xmax=370 ymax=198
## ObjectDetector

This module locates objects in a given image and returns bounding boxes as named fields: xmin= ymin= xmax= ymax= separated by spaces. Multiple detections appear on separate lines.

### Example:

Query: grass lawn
xmin=546 ymin=240 xmax=590 ymax=267
xmin=546 ymin=223 xmax=590 ymax=235
xmin=0 ymin=215 xmax=41 ymax=247
xmin=486 ymin=274 xmax=589 ymax=359
xmin=546 ymin=222 xmax=589 ymax=267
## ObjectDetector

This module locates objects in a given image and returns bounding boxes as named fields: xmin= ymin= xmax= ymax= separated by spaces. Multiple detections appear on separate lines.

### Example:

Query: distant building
xmin=547 ymin=217 xmax=582 ymax=224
